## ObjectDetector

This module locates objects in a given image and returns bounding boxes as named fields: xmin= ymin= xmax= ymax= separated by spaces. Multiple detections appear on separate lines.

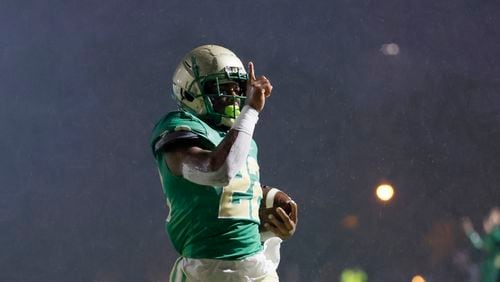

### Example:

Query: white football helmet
xmin=172 ymin=45 xmax=248 ymax=127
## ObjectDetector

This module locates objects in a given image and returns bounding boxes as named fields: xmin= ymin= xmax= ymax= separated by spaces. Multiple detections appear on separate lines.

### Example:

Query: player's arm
xmin=165 ymin=126 xmax=251 ymax=186
xmin=165 ymin=62 xmax=272 ymax=186
xmin=462 ymin=217 xmax=483 ymax=249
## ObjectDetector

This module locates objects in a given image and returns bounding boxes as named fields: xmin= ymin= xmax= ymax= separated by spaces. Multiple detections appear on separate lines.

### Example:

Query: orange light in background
xmin=411 ymin=275 xmax=426 ymax=282
xmin=341 ymin=214 xmax=359 ymax=230
xmin=375 ymin=184 xmax=394 ymax=202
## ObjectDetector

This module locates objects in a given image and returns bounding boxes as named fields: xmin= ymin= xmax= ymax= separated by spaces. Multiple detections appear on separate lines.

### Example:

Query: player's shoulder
xmin=152 ymin=111 xmax=205 ymax=138
xmin=491 ymin=226 xmax=500 ymax=240
xmin=150 ymin=110 xmax=222 ymax=154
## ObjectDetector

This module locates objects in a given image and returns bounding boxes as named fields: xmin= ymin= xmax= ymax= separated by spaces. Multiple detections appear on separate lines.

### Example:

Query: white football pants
xmin=169 ymin=237 xmax=282 ymax=282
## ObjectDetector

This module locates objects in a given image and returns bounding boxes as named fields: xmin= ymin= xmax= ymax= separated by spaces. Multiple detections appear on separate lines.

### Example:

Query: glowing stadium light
xmin=380 ymin=43 xmax=400 ymax=56
xmin=411 ymin=275 xmax=426 ymax=282
xmin=375 ymin=184 xmax=394 ymax=202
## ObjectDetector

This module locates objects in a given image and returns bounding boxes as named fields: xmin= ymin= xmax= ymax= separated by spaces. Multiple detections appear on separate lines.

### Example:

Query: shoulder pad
xmin=150 ymin=111 xmax=224 ymax=154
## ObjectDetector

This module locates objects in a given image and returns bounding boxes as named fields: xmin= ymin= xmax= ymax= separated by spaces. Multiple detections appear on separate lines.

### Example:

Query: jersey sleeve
xmin=150 ymin=111 xmax=222 ymax=157
xmin=153 ymin=130 xmax=199 ymax=153
xmin=466 ymin=231 xmax=484 ymax=250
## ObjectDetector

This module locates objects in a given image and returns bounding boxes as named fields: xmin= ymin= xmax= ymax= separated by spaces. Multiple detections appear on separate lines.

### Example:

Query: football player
xmin=462 ymin=207 xmax=500 ymax=282
xmin=150 ymin=45 xmax=298 ymax=282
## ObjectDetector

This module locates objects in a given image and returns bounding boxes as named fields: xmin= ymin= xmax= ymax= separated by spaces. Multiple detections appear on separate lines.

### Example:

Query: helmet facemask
xmin=183 ymin=56 xmax=248 ymax=127
xmin=172 ymin=45 xmax=249 ymax=128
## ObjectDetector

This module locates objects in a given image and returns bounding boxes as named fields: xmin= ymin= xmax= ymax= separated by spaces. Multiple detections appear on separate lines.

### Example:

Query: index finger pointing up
xmin=290 ymin=201 xmax=298 ymax=223
xmin=248 ymin=62 xmax=256 ymax=81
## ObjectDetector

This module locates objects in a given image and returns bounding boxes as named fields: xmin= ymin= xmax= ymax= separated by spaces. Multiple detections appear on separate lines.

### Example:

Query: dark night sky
xmin=1 ymin=1 xmax=500 ymax=281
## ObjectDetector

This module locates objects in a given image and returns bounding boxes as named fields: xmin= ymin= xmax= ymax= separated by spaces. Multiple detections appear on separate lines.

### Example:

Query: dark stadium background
xmin=1 ymin=1 xmax=500 ymax=281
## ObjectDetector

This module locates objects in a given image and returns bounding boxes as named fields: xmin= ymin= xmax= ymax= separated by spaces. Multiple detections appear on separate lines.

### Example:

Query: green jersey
xmin=467 ymin=226 xmax=500 ymax=282
xmin=150 ymin=111 xmax=263 ymax=260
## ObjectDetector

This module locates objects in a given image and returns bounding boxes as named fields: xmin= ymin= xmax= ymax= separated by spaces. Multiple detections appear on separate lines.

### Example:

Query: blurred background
xmin=1 ymin=0 xmax=499 ymax=281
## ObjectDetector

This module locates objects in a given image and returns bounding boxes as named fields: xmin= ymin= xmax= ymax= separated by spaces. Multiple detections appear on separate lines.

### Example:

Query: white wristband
xmin=232 ymin=105 xmax=259 ymax=135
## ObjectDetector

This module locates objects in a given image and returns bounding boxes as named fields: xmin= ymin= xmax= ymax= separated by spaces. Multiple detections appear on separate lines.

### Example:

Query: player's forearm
xmin=182 ymin=130 xmax=250 ymax=186
xmin=466 ymin=230 xmax=484 ymax=249
xmin=182 ymin=106 xmax=259 ymax=186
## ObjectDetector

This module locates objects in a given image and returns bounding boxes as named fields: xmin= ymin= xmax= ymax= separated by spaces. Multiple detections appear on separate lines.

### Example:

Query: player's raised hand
xmin=245 ymin=62 xmax=272 ymax=112
xmin=461 ymin=217 xmax=474 ymax=234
